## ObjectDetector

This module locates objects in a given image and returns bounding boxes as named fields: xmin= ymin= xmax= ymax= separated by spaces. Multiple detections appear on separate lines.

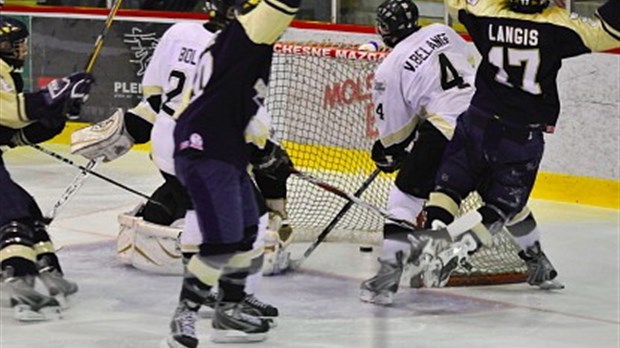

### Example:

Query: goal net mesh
xmin=267 ymin=42 xmax=527 ymax=286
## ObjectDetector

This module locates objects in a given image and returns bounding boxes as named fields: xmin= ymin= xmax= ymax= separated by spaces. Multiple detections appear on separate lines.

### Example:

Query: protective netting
xmin=267 ymin=42 xmax=526 ymax=285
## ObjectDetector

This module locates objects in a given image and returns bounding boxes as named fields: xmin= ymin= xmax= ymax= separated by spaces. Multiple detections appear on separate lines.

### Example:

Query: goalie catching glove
xmin=70 ymin=108 xmax=135 ymax=162
xmin=250 ymin=140 xmax=294 ymax=181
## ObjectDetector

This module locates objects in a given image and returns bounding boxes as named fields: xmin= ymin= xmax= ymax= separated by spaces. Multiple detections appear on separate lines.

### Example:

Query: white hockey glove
xmin=70 ymin=108 xmax=134 ymax=162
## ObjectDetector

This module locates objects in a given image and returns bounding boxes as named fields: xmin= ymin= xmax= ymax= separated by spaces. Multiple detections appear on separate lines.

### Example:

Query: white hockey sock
xmin=380 ymin=239 xmax=410 ymax=263
xmin=245 ymin=214 xmax=268 ymax=295
xmin=512 ymin=226 xmax=542 ymax=251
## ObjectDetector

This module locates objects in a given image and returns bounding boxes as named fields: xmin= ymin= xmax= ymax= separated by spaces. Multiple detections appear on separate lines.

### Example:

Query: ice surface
xmin=1 ymin=145 xmax=618 ymax=348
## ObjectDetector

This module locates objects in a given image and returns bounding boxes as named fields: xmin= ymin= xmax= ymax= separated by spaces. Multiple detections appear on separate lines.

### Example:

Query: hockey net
xmin=267 ymin=42 xmax=527 ymax=286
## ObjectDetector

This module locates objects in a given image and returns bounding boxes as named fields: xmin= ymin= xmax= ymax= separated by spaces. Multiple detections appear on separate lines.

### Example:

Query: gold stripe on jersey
xmin=238 ymin=0 xmax=298 ymax=45
xmin=127 ymin=94 xmax=160 ymax=125
xmin=426 ymin=113 xmax=456 ymax=140
xmin=427 ymin=191 xmax=460 ymax=217
xmin=446 ymin=0 xmax=619 ymax=51
xmin=0 ymin=60 xmax=31 ymax=129
xmin=0 ymin=245 xmax=37 ymax=263
xmin=380 ymin=114 xmax=419 ymax=148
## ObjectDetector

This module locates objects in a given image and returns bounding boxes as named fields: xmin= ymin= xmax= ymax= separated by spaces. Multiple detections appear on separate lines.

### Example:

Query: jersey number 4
xmin=489 ymin=47 xmax=542 ymax=95
xmin=439 ymin=53 xmax=470 ymax=91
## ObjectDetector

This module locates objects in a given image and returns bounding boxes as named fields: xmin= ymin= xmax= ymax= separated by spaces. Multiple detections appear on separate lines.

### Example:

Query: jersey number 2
xmin=439 ymin=53 xmax=470 ymax=91
xmin=162 ymin=70 xmax=187 ymax=116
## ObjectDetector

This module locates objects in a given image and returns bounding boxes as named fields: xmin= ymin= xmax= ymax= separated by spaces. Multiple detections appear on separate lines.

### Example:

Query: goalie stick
xmin=31 ymin=144 xmax=172 ymax=216
xmin=285 ymin=168 xmax=382 ymax=271
xmin=42 ymin=0 xmax=124 ymax=223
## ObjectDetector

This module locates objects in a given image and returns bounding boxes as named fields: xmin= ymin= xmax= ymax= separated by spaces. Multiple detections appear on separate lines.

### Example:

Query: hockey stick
xmin=43 ymin=0 xmax=124 ymax=222
xmin=290 ymin=168 xmax=417 ymax=230
xmin=31 ymin=144 xmax=171 ymax=215
xmin=286 ymin=168 xmax=381 ymax=271
xmin=43 ymin=157 xmax=101 ymax=224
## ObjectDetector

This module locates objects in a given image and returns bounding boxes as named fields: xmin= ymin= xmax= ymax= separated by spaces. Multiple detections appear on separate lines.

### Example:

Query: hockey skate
xmin=211 ymin=300 xmax=270 ymax=343
xmin=242 ymin=294 xmax=279 ymax=327
xmin=37 ymin=256 xmax=78 ymax=308
xmin=2 ymin=267 xmax=62 ymax=321
xmin=518 ymin=241 xmax=564 ymax=290
xmin=359 ymin=251 xmax=405 ymax=305
xmin=163 ymin=300 xmax=199 ymax=348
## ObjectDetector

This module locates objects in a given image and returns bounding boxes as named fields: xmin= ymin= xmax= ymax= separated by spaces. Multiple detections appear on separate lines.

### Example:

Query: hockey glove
xmin=70 ymin=108 xmax=135 ymax=162
xmin=371 ymin=140 xmax=406 ymax=173
xmin=42 ymin=72 xmax=95 ymax=108
xmin=251 ymin=140 xmax=294 ymax=181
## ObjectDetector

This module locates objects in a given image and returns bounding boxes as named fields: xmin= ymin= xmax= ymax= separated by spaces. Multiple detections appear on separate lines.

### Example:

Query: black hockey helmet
xmin=376 ymin=0 xmax=421 ymax=48
xmin=204 ymin=0 xmax=237 ymax=30
xmin=0 ymin=16 xmax=28 ymax=69
xmin=508 ymin=0 xmax=550 ymax=14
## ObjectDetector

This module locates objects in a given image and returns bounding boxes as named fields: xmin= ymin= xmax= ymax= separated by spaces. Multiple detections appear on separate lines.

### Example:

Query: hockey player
xmin=0 ymin=16 xmax=93 ymax=320
xmin=359 ymin=0 xmax=567 ymax=306
xmin=164 ymin=0 xmax=301 ymax=346
xmin=414 ymin=0 xmax=620 ymax=288
xmin=70 ymin=0 xmax=287 ymax=321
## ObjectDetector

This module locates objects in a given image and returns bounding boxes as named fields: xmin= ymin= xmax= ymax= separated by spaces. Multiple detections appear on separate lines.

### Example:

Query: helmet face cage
xmin=0 ymin=17 xmax=29 ymax=69
xmin=376 ymin=0 xmax=420 ymax=48
xmin=509 ymin=0 xmax=550 ymax=14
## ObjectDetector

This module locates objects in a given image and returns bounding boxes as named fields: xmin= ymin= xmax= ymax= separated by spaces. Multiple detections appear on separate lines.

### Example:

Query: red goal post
xmin=268 ymin=41 xmax=528 ymax=286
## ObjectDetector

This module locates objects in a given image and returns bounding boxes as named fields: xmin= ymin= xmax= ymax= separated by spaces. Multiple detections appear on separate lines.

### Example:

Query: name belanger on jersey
xmin=488 ymin=24 xmax=539 ymax=46
xmin=404 ymin=33 xmax=450 ymax=72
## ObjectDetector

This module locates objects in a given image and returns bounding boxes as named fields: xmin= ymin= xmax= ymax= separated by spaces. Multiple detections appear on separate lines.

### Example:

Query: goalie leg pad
xmin=117 ymin=210 xmax=184 ymax=275
xmin=70 ymin=108 xmax=134 ymax=162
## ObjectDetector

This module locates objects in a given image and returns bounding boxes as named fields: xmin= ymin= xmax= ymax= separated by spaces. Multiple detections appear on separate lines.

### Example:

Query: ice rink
xmin=1 ymin=145 xmax=619 ymax=348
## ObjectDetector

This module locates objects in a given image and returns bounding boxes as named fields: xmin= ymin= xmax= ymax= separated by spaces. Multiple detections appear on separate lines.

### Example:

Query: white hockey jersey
xmin=373 ymin=23 xmax=476 ymax=148
xmin=142 ymin=21 xmax=271 ymax=175
xmin=138 ymin=22 xmax=218 ymax=175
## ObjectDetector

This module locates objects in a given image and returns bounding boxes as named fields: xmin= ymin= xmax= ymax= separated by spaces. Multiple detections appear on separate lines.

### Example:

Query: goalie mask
xmin=376 ymin=0 xmax=421 ymax=48
xmin=508 ymin=0 xmax=550 ymax=14
xmin=0 ymin=16 xmax=29 ymax=69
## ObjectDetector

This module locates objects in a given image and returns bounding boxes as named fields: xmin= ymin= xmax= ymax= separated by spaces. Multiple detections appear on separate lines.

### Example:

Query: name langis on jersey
xmin=488 ymin=24 xmax=539 ymax=46
xmin=404 ymin=33 xmax=450 ymax=72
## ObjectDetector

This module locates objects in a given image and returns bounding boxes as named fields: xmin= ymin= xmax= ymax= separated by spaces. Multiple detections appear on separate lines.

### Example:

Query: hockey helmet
xmin=376 ymin=0 xmax=421 ymax=48
xmin=0 ymin=16 xmax=29 ymax=69
xmin=508 ymin=0 xmax=550 ymax=14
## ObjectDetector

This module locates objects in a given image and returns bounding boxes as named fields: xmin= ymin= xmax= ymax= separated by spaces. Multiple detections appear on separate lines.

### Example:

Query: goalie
xmin=70 ymin=0 xmax=293 ymax=321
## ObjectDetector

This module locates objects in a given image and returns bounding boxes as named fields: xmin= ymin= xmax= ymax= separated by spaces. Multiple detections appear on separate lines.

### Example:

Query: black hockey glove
xmin=371 ymin=140 xmax=406 ymax=173
xmin=42 ymin=72 xmax=95 ymax=109
xmin=251 ymin=140 xmax=294 ymax=182
xmin=10 ymin=117 xmax=67 ymax=147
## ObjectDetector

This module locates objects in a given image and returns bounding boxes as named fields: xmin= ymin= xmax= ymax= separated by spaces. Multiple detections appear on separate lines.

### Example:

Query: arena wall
xmin=2 ymin=5 xmax=619 ymax=209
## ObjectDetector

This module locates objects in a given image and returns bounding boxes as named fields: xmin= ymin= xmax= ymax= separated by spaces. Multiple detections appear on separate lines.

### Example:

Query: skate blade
xmin=538 ymin=280 xmax=565 ymax=290
xmin=160 ymin=336 xmax=200 ymax=348
xmin=14 ymin=304 xmax=62 ymax=322
xmin=211 ymin=330 xmax=267 ymax=343
xmin=359 ymin=289 xmax=393 ymax=306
